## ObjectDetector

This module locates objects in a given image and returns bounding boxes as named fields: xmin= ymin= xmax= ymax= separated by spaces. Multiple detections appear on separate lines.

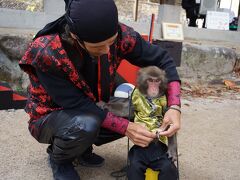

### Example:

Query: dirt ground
xmin=0 ymin=92 xmax=240 ymax=180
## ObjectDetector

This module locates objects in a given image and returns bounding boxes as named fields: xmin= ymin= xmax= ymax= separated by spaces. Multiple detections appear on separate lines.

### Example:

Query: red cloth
xmin=167 ymin=81 xmax=181 ymax=107
xmin=101 ymin=112 xmax=129 ymax=135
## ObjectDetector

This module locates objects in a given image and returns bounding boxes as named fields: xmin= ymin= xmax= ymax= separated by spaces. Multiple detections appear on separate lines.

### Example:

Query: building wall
xmin=114 ymin=0 xmax=161 ymax=22
xmin=114 ymin=0 xmax=183 ymax=23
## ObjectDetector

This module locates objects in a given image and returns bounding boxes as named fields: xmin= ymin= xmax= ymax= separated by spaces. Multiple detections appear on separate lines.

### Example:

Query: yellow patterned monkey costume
xmin=131 ymin=88 xmax=168 ymax=145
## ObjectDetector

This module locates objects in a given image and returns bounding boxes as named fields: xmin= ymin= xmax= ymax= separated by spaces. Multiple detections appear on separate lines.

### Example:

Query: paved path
xmin=0 ymin=97 xmax=240 ymax=180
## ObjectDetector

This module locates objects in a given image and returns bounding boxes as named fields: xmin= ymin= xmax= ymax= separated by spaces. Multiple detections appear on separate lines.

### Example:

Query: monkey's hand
xmin=125 ymin=122 xmax=156 ymax=147
xmin=158 ymin=108 xmax=181 ymax=137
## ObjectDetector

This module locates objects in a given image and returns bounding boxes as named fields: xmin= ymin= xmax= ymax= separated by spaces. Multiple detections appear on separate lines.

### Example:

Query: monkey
xmin=132 ymin=66 xmax=178 ymax=162
xmin=127 ymin=66 xmax=178 ymax=179
xmin=97 ymin=66 xmax=178 ymax=179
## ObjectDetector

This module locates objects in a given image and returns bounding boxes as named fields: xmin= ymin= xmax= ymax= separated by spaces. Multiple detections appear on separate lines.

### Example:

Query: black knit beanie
xmin=66 ymin=0 xmax=119 ymax=43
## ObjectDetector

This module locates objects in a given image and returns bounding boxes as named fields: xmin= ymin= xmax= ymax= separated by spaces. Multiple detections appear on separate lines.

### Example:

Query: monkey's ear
xmin=136 ymin=70 xmax=145 ymax=87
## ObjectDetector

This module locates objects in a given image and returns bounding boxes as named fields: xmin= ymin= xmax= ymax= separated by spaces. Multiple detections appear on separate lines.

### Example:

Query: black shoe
xmin=49 ymin=156 xmax=80 ymax=180
xmin=73 ymin=147 xmax=105 ymax=167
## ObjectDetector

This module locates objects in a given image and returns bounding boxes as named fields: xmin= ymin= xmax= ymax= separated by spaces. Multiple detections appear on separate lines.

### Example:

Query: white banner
xmin=206 ymin=11 xmax=229 ymax=30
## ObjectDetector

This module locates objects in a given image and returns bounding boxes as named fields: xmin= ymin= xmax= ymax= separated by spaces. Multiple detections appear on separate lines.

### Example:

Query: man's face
xmin=72 ymin=33 xmax=118 ymax=57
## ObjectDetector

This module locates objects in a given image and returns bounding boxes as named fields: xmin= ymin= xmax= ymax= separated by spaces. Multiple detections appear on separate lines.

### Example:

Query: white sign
xmin=195 ymin=0 xmax=201 ymax=4
xmin=206 ymin=11 xmax=229 ymax=30
xmin=162 ymin=22 xmax=184 ymax=41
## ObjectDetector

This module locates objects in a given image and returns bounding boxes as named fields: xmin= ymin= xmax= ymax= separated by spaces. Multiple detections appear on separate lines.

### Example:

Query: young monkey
xmin=128 ymin=66 xmax=178 ymax=180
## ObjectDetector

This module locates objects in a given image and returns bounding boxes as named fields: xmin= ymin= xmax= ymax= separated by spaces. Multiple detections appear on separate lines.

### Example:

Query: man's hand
xmin=125 ymin=122 xmax=156 ymax=147
xmin=158 ymin=108 xmax=181 ymax=137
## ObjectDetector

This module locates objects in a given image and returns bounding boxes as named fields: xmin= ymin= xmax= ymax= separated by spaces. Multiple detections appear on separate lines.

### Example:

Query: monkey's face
xmin=137 ymin=66 xmax=167 ymax=98
xmin=147 ymin=77 xmax=161 ymax=98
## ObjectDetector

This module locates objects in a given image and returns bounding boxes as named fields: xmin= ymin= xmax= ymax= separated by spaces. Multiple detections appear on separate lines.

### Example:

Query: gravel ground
xmin=0 ymin=96 xmax=240 ymax=180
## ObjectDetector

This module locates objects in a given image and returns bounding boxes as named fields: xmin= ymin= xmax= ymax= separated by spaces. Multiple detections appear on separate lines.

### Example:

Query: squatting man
xmin=19 ymin=0 xmax=181 ymax=179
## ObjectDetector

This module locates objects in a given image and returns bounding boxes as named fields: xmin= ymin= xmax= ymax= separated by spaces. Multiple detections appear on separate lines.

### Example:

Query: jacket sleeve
xmin=120 ymin=31 xmax=180 ymax=82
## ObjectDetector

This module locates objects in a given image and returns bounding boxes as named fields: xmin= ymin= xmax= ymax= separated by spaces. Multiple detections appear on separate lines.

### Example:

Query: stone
xmin=0 ymin=35 xmax=32 ymax=60
xmin=234 ymin=53 xmax=240 ymax=75
xmin=0 ymin=35 xmax=31 ymax=91
xmin=178 ymin=42 xmax=237 ymax=83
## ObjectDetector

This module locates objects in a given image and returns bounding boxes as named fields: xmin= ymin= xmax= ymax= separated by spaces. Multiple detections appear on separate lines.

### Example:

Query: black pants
xmin=185 ymin=7 xmax=198 ymax=27
xmin=127 ymin=142 xmax=178 ymax=180
xmin=32 ymin=108 xmax=124 ymax=163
